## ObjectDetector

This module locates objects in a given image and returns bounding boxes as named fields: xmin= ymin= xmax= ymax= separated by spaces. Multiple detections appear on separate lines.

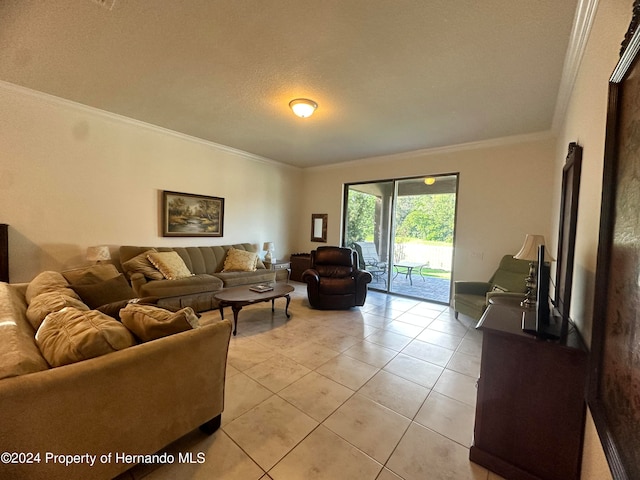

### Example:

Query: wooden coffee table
xmin=214 ymin=283 xmax=294 ymax=335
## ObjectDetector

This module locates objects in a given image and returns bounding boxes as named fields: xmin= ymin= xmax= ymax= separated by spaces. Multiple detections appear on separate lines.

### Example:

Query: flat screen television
xmin=522 ymin=244 xmax=562 ymax=340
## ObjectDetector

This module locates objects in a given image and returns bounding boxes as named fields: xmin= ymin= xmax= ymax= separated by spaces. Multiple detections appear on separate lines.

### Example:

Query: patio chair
xmin=352 ymin=242 xmax=387 ymax=285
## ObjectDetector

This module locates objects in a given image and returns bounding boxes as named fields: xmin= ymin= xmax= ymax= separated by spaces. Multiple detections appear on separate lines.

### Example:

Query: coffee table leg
xmin=271 ymin=298 xmax=275 ymax=312
xmin=284 ymin=294 xmax=291 ymax=318
xmin=231 ymin=305 xmax=242 ymax=336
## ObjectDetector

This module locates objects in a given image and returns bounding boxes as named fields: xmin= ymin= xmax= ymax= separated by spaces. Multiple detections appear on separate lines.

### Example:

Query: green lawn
xmin=420 ymin=268 xmax=451 ymax=279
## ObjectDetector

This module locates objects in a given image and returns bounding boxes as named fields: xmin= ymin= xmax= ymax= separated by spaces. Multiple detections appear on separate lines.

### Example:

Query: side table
xmin=264 ymin=260 xmax=291 ymax=282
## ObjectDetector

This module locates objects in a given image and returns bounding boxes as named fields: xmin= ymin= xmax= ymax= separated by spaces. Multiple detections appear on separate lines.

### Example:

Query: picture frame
xmin=589 ymin=6 xmax=640 ymax=479
xmin=311 ymin=213 xmax=327 ymax=242
xmin=162 ymin=190 xmax=224 ymax=237
xmin=554 ymin=142 xmax=582 ymax=342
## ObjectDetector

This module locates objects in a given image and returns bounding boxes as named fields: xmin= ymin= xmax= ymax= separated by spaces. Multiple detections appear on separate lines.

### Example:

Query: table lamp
xmin=86 ymin=245 xmax=111 ymax=264
xmin=514 ymin=234 xmax=553 ymax=308
xmin=263 ymin=242 xmax=275 ymax=263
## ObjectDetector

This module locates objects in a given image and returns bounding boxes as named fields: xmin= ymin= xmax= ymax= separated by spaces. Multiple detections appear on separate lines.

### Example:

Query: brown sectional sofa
xmin=0 ymin=279 xmax=232 ymax=480
xmin=119 ymin=243 xmax=288 ymax=313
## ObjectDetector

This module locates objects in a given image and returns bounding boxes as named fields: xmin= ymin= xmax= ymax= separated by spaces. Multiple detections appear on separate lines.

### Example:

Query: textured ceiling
xmin=0 ymin=0 xmax=578 ymax=168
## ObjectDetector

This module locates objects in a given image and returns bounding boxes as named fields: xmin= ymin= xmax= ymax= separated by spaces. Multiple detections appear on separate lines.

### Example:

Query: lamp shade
xmin=86 ymin=245 xmax=111 ymax=262
xmin=514 ymin=234 xmax=554 ymax=262
xmin=263 ymin=242 xmax=274 ymax=252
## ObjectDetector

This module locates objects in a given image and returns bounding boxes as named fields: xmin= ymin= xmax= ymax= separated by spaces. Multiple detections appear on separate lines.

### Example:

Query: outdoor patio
xmin=367 ymin=269 xmax=451 ymax=305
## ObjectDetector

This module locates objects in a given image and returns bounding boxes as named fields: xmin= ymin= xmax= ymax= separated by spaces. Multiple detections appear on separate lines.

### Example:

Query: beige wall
xmin=551 ymin=1 xmax=630 ymax=478
xmin=0 ymin=83 xmax=302 ymax=283
xmin=1 ymin=2 xmax=631 ymax=475
xmin=298 ymin=134 xmax=556 ymax=284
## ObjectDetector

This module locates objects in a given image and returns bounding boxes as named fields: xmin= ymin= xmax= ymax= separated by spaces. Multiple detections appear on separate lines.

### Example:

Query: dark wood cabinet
xmin=470 ymin=303 xmax=587 ymax=480
xmin=0 ymin=224 xmax=8 ymax=283
xmin=290 ymin=254 xmax=311 ymax=282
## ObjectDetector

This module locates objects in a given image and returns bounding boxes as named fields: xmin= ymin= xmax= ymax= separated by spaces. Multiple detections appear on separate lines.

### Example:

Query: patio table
xmin=393 ymin=261 xmax=425 ymax=286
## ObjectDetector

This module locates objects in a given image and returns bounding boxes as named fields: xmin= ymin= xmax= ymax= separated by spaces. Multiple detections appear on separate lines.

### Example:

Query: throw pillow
xmin=147 ymin=251 xmax=193 ymax=280
xmin=71 ymin=274 xmax=136 ymax=309
xmin=223 ymin=248 xmax=258 ymax=272
xmin=121 ymin=248 xmax=165 ymax=280
xmin=120 ymin=304 xmax=200 ymax=342
xmin=35 ymin=307 xmax=136 ymax=367
xmin=26 ymin=291 xmax=89 ymax=330
xmin=62 ymin=264 xmax=121 ymax=285
xmin=25 ymin=271 xmax=70 ymax=303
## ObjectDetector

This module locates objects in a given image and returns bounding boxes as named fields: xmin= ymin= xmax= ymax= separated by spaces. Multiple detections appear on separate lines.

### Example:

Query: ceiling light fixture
xmin=289 ymin=98 xmax=318 ymax=118
xmin=424 ymin=177 xmax=436 ymax=185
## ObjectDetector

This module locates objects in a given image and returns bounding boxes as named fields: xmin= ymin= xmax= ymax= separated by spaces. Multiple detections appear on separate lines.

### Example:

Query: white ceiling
xmin=0 ymin=0 xmax=580 ymax=168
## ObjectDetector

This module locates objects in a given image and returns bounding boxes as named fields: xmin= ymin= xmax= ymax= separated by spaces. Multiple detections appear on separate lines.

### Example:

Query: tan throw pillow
xmin=120 ymin=304 xmax=199 ymax=342
xmin=147 ymin=251 xmax=193 ymax=280
xmin=223 ymin=248 xmax=258 ymax=272
xmin=121 ymin=249 xmax=164 ymax=280
xmin=25 ymin=271 xmax=70 ymax=303
xmin=26 ymin=292 xmax=89 ymax=330
xmin=71 ymin=274 xmax=136 ymax=309
xmin=35 ymin=307 xmax=136 ymax=367
xmin=62 ymin=264 xmax=121 ymax=285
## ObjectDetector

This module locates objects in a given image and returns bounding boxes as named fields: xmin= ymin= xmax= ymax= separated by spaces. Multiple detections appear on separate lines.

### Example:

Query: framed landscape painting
xmin=162 ymin=190 xmax=224 ymax=237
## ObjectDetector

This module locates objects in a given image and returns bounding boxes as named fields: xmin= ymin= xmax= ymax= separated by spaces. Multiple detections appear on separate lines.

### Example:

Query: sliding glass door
xmin=343 ymin=174 xmax=458 ymax=304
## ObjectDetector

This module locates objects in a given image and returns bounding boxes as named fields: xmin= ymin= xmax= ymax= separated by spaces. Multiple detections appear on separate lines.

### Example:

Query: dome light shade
xmin=424 ymin=177 xmax=436 ymax=185
xmin=289 ymin=98 xmax=318 ymax=118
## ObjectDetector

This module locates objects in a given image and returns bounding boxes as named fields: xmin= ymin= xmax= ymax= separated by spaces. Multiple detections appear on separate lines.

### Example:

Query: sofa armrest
xmin=454 ymin=281 xmax=491 ymax=296
xmin=129 ymin=272 xmax=148 ymax=296
xmin=486 ymin=291 xmax=526 ymax=303
xmin=0 ymin=319 xmax=232 ymax=480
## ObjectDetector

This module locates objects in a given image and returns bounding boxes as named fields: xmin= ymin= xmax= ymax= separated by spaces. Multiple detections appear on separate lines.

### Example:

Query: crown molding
xmin=0 ymin=80 xmax=297 ymax=170
xmin=307 ymin=131 xmax=555 ymax=172
xmin=552 ymin=0 xmax=600 ymax=131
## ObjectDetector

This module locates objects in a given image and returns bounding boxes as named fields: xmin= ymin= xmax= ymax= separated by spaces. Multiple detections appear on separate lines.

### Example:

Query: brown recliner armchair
xmin=302 ymin=246 xmax=372 ymax=309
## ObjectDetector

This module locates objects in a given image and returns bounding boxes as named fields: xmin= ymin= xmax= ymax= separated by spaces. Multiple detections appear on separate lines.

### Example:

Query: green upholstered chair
xmin=453 ymin=254 xmax=530 ymax=321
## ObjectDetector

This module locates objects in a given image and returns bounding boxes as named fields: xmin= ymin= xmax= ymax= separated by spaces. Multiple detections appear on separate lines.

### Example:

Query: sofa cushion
xmin=223 ymin=248 xmax=258 ymax=272
xmin=121 ymin=248 xmax=164 ymax=280
xmin=214 ymin=270 xmax=276 ymax=287
xmin=35 ymin=307 xmax=136 ymax=367
xmin=120 ymin=304 xmax=199 ymax=342
xmin=0 ymin=283 xmax=49 ymax=380
xmin=25 ymin=271 xmax=71 ymax=303
xmin=62 ymin=264 xmax=121 ymax=285
xmin=71 ymin=274 xmax=136 ymax=309
xmin=147 ymin=251 xmax=193 ymax=280
xmin=454 ymin=293 xmax=487 ymax=311
xmin=26 ymin=291 xmax=89 ymax=330
xmin=138 ymin=273 xmax=223 ymax=297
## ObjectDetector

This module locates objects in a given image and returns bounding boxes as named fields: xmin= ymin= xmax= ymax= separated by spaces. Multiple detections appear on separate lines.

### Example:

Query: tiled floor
xmin=118 ymin=283 xmax=506 ymax=480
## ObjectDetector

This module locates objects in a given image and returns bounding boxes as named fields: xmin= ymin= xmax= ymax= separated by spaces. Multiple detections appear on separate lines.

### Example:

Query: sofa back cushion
xmin=312 ymin=247 xmax=355 ymax=278
xmin=25 ymin=271 xmax=72 ymax=303
xmin=35 ymin=307 xmax=136 ymax=367
xmin=71 ymin=274 xmax=136 ymax=309
xmin=120 ymin=244 xmax=264 ymax=277
xmin=0 ymin=283 xmax=49 ymax=380
xmin=26 ymin=292 xmax=89 ymax=330
xmin=490 ymin=255 xmax=531 ymax=293
xmin=62 ymin=264 xmax=121 ymax=285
